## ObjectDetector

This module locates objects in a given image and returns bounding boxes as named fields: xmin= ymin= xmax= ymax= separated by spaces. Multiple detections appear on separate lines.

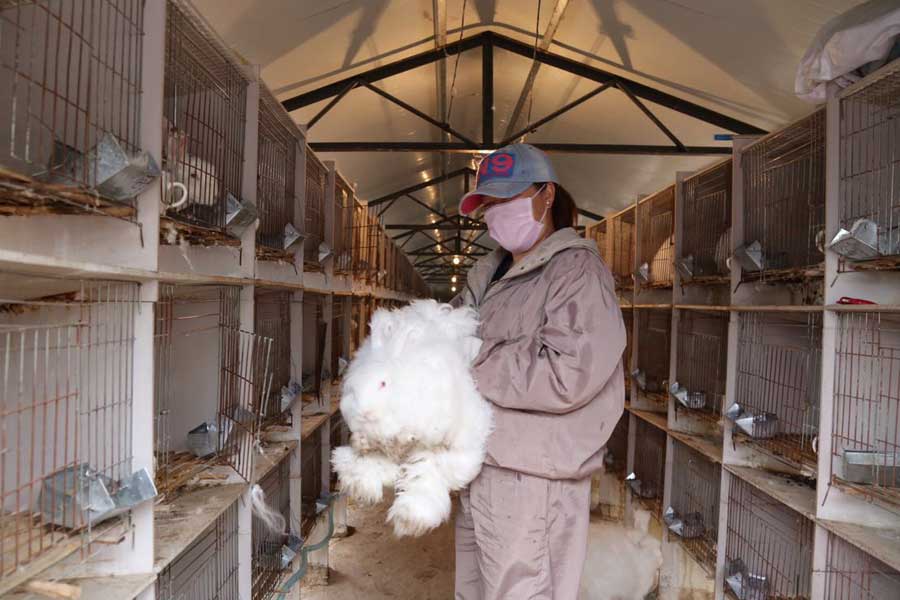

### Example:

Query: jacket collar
xmin=464 ymin=227 xmax=599 ymax=306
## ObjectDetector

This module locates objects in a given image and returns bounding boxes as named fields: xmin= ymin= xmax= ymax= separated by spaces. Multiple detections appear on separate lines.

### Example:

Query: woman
xmin=452 ymin=143 xmax=626 ymax=600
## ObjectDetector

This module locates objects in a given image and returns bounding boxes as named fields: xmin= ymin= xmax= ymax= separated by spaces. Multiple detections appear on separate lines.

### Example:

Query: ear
xmin=543 ymin=182 xmax=556 ymax=207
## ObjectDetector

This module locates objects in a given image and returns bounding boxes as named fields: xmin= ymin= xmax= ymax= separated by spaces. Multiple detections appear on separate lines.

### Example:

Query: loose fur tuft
xmin=333 ymin=300 xmax=492 ymax=537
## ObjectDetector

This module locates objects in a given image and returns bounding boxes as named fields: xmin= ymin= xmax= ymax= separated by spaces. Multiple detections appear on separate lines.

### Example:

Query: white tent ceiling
xmin=193 ymin=0 xmax=863 ymax=285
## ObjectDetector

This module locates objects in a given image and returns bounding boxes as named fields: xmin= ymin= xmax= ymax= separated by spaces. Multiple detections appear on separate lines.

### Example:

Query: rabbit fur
xmin=333 ymin=300 xmax=493 ymax=537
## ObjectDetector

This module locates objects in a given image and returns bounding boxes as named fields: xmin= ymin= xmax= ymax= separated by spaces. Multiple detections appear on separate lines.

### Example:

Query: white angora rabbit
xmin=332 ymin=300 xmax=493 ymax=537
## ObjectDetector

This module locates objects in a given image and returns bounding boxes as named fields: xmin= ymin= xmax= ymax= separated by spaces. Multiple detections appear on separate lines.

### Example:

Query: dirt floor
xmin=302 ymin=500 xmax=454 ymax=599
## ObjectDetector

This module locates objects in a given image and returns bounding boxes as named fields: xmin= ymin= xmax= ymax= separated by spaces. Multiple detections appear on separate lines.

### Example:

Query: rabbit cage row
xmin=156 ymin=499 xmax=240 ymax=600
xmin=0 ymin=0 xmax=322 ymax=253
xmin=1 ymin=272 xmax=140 ymax=578
xmin=667 ymin=441 xmax=721 ymax=573
xmin=154 ymin=283 xmax=274 ymax=497
xmin=628 ymin=417 xmax=666 ymax=518
xmin=251 ymin=455 xmax=292 ymax=600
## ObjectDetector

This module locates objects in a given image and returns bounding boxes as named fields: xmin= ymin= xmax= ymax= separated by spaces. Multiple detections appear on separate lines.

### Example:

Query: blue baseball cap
xmin=459 ymin=143 xmax=559 ymax=216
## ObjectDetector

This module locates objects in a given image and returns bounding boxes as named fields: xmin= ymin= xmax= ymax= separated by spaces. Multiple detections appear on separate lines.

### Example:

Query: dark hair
xmin=544 ymin=183 xmax=578 ymax=230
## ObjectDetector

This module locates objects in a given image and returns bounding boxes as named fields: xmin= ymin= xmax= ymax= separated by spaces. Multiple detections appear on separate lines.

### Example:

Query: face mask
xmin=484 ymin=186 xmax=549 ymax=254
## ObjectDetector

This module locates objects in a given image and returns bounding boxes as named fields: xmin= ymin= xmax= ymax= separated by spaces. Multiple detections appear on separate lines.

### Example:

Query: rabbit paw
xmin=332 ymin=446 xmax=385 ymax=505
xmin=387 ymin=488 xmax=450 ymax=538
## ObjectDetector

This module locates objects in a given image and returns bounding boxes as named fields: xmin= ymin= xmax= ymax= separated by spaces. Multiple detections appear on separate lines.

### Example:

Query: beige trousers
xmin=455 ymin=465 xmax=591 ymax=600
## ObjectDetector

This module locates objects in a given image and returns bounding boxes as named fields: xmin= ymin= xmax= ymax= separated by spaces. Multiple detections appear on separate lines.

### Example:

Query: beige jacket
xmin=453 ymin=227 xmax=626 ymax=481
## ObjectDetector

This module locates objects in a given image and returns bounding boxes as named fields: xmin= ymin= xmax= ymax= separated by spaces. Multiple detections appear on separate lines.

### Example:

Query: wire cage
xmin=586 ymin=220 xmax=610 ymax=265
xmin=831 ymin=311 xmax=900 ymax=511
xmin=833 ymin=59 xmax=900 ymax=271
xmin=668 ymin=441 xmax=721 ymax=573
xmin=156 ymin=500 xmax=240 ymax=600
xmin=610 ymin=207 xmax=636 ymax=289
xmin=251 ymin=456 xmax=291 ymax=600
xmin=732 ymin=311 xmax=822 ymax=471
xmin=330 ymin=414 xmax=347 ymax=489
xmin=604 ymin=412 xmax=629 ymax=480
xmin=302 ymin=294 xmax=328 ymax=398
xmin=300 ymin=431 xmax=323 ymax=538
xmin=673 ymin=309 xmax=729 ymax=423
xmin=154 ymin=284 xmax=272 ymax=493
xmin=0 ymin=273 xmax=139 ymax=579
xmin=822 ymin=531 xmax=900 ymax=600
xmin=0 ymin=0 xmax=146 ymax=220
xmin=330 ymin=298 xmax=347 ymax=380
xmin=256 ymin=88 xmax=299 ymax=255
xmin=679 ymin=160 xmax=733 ymax=284
xmin=254 ymin=290 xmax=292 ymax=423
xmin=304 ymin=151 xmax=327 ymax=271
xmin=353 ymin=207 xmax=381 ymax=282
xmin=622 ymin=308 xmax=633 ymax=396
xmin=739 ymin=109 xmax=826 ymax=282
xmin=633 ymin=308 xmax=672 ymax=409
xmin=636 ymin=185 xmax=675 ymax=288
xmin=162 ymin=0 xmax=249 ymax=232
xmin=629 ymin=418 xmax=666 ymax=517
xmin=154 ymin=284 xmax=238 ymax=495
xmin=333 ymin=175 xmax=355 ymax=276
xmin=724 ymin=476 xmax=814 ymax=600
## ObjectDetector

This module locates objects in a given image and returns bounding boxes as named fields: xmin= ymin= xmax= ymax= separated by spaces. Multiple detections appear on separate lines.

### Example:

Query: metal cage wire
xmin=822 ymin=532 xmax=900 ymax=600
xmin=604 ymin=412 xmax=629 ymax=480
xmin=333 ymin=176 xmax=355 ymax=276
xmin=733 ymin=311 xmax=822 ymax=470
xmin=610 ymin=207 xmax=635 ymax=289
xmin=0 ymin=0 xmax=145 ymax=218
xmin=724 ymin=476 xmax=814 ymax=600
xmin=300 ymin=432 xmax=323 ymax=538
xmin=838 ymin=60 xmax=900 ymax=270
xmin=741 ymin=109 xmax=826 ymax=281
xmin=630 ymin=418 xmax=666 ymax=517
xmin=153 ymin=284 xmax=240 ymax=496
xmin=331 ymin=297 xmax=347 ymax=378
xmin=635 ymin=308 xmax=671 ymax=404
xmin=156 ymin=500 xmax=240 ymax=600
xmin=831 ymin=311 xmax=900 ymax=512
xmin=254 ymin=290 xmax=292 ymax=421
xmin=256 ymin=88 xmax=298 ymax=251
xmin=302 ymin=294 xmax=328 ymax=395
xmin=163 ymin=0 xmax=248 ymax=231
xmin=674 ymin=309 xmax=728 ymax=421
xmin=251 ymin=456 xmax=291 ymax=600
xmin=622 ymin=308 xmax=633 ymax=395
xmin=637 ymin=185 xmax=675 ymax=287
xmin=304 ymin=151 xmax=327 ymax=270
xmin=1 ymin=274 xmax=138 ymax=578
xmin=668 ymin=441 xmax=720 ymax=572
xmin=680 ymin=160 xmax=732 ymax=282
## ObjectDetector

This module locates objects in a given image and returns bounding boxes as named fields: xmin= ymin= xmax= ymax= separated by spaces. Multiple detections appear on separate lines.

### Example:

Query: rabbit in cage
xmin=332 ymin=300 xmax=492 ymax=537
xmin=161 ymin=119 xmax=221 ymax=221
xmin=649 ymin=234 xmax=674 ymax=284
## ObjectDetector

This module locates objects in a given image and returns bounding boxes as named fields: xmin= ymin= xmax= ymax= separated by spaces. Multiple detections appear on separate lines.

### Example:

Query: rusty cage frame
xmin=668 ymin=441 xmax=721 ymax=573
xmin=251 ymin=456 xmax=291 ymax=600
xmin=822 ymin=531 xmax=900 ymax=600
xmin=256 ymin=88 xmax=299 ymax=256
xmin=674 ymin=309 xmax=729 ymax=424
xmin=303 ymin=151 xmax=327 ymax=271
xmin=636 ymin=185 xmax=675 ymax=288
xmin=679 ymin=160 xmax=732 ymax=284
xmin=629 ymin=418 xmax=666 ymax=518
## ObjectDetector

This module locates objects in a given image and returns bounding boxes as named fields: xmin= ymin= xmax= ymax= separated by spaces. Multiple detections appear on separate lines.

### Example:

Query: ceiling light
xmin=451 ymin=275 xmax=457 ymax=283
xmin=451 ymin=286 xmax=457 ymax=293
xmin=452 ymin=256 xmax=461 ymax=265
